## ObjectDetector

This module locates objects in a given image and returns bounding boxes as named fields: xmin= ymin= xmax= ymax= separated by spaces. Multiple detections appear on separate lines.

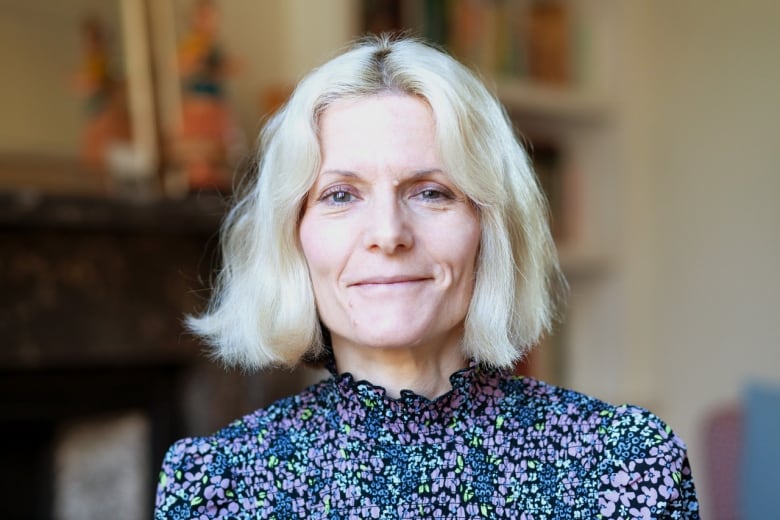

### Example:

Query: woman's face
xmin=299 ymin=94 xmax=481 ymax=358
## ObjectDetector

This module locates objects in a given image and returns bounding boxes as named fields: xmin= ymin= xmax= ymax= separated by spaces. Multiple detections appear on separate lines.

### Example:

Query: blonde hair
xmin=188 ymin=34 xmax=565 ymax=369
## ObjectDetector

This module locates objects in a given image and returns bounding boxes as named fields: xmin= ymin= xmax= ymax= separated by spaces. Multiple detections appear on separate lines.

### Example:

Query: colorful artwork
xmin=172 ymin=0 xmax=242 ymax=192
xmin=73 ymin=16 xmax=131 ymax=173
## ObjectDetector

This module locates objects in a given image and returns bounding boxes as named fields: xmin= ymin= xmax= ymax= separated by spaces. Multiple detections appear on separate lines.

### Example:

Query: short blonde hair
xmin=188 ymin=34 xmax=565 ymax=369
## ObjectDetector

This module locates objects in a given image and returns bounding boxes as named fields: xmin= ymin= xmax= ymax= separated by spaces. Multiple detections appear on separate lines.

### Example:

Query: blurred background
xmin=1 ymin=0 xmax=778 ymax=518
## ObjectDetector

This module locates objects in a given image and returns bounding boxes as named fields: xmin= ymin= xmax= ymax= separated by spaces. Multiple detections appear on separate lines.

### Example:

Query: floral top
xmin=155 ymin=362 xmax=699 ymax=519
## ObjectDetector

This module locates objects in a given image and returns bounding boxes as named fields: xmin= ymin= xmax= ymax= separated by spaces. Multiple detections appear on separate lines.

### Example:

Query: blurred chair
xmin=704 ymin=405 xmax=742 ymax=520
xmin=705 ymin=382 xmax=780 ymax=520
xmin=742 ymin=382 xmax=780 ymax=519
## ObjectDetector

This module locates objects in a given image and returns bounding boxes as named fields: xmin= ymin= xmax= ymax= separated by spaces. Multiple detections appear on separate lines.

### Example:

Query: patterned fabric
xmin=155 ymin=362 xmax=699 ymax=519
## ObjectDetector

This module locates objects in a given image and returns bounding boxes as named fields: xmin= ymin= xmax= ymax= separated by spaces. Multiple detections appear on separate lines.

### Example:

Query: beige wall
xmin=612 ymin=1 xmax=780 ymax=515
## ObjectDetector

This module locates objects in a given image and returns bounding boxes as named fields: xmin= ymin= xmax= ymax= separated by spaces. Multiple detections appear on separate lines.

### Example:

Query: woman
xmin=156 ymin=35 xmax=699 ymax=519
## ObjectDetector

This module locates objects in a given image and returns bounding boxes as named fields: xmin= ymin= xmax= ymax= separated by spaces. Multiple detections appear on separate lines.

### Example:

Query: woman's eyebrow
xmin=316 ymin=168 xmax=446 ymax=183
xmin=318 ymin=169 xmax=360 ymax=178
xmin=408 ymin=168 xmax=446 ymax=179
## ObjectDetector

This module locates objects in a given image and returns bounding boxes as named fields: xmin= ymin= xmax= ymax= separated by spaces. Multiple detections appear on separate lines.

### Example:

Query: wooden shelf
xmin=0 ymin=192 xmax=225 ymax=234
xmin=495 ymin=80 xmax=610 ymax=123
xmin=557 ymin=243 xmax=610 ymax=281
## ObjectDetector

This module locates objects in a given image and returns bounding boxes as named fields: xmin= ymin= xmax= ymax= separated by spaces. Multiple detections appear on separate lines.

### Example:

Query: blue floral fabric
xmin=155 ymin=362 xmax=699 ymax=518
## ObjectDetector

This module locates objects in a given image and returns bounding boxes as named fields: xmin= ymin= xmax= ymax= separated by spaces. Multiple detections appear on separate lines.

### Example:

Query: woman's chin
xmin=331 ymin=321 xmax=462 ymax=357
xmin=336 ymin=332 xmax=428 ymax=352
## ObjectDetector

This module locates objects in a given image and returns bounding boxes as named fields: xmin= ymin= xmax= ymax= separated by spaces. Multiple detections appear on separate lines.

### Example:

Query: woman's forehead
xmin=317 ymin=95 xmax=439 ymax=167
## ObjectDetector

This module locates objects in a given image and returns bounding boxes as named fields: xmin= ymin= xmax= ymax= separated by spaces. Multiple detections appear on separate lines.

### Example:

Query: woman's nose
xmin=362 ymin=195 xmax=414 ymax=254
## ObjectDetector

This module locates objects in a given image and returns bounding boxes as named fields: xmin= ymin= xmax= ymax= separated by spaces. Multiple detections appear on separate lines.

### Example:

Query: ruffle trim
xmin=334 ymin=360 xmax=478 ymax=404
xmin=320 ymin=357 xmax=510 ymax=431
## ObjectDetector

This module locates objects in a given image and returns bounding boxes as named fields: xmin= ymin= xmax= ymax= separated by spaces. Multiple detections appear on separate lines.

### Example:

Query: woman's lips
xmin=348 ymin=275 xmax=433 ymax=295
xmin=350 ymin=275 xmax=430 ymax=286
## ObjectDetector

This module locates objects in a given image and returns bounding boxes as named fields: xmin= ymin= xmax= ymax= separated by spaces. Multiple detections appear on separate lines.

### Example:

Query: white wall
xmin=561 ymin=2 xmax=779 ymax=516
xmin=619 ymin=1 xmax=780 ymax=516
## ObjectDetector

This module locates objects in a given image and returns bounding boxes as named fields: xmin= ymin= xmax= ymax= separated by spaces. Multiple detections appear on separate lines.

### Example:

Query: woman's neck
xmin=332 ymin=342 xmax=468 ymax=400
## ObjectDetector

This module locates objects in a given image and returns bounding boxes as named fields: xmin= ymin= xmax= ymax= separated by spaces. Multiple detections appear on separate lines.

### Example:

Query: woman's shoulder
xmin=155 ymin=379 xmax=334 ymax=517
xmin=497 ymin=375 xmax=698 ymax=516
xmin=497 ymin=374 xmax=616 ymax=419
xmin=498 ymin=375 xmax=686 ymax=449
xmin=174 ymin=377 xmax=333 ymax=454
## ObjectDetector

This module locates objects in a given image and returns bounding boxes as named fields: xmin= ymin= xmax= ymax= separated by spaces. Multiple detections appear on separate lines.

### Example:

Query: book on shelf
xmin=415 ymin=0 xmax=577 ymax=86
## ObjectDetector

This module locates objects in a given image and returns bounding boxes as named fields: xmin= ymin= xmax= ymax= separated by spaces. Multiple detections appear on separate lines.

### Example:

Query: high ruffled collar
xmin=322 ymin=355 xmax=505 ymax=434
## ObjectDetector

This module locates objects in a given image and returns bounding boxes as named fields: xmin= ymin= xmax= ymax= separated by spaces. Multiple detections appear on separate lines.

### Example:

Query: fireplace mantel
xmin=0 ymin=192 xmax=229 ymax=517
xmin=0 ymin=193 xmax=225 ymax=370
xmin=0 ymin=192 xmax=226 ymax=233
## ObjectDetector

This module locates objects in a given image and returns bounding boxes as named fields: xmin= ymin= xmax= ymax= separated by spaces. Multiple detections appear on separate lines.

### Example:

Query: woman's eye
xmin=321 ymin=188 xmax=355 ymax=204
xmin=415 ymin=187 xmax=451 ymax=201
xmin=331 ymin=191 xmax=352 ymax=203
